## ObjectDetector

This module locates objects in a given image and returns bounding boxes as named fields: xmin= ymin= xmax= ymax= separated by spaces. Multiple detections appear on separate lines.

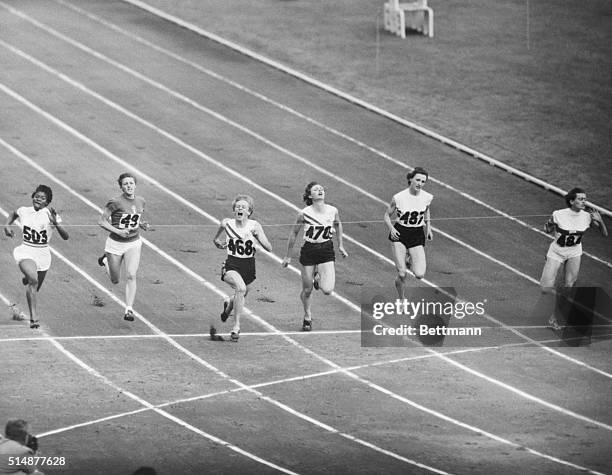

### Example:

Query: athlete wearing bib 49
xmin=4 ymin=184 xmax=69 ymax=329
xmin=212 ymin=195 xmax=272 ymax=342
xmin=384 ymin=167 xmax=433 ymax=299
xmin=539 ymin=187 xmax=608 ymax=331
xmin=282 ymin=182 xmax=348 ymax=332
xmin=97 ymin=173 xmax=150 ymax=323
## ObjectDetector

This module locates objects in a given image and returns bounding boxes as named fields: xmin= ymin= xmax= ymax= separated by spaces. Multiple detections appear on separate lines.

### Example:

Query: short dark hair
xmin=303 ymin=181 xmax=320 ymax=206
xmin=406 ymin=167 xmax=429 ymax=185
xmin=31 ymin=185 xmax=53 ymax=204
xmin=117 ymin=173 xmax=137 ymax=187
xmin=564 ymin=187 xmax=586 ymax=208
xmin=5 ymin=419 xmax=28 ymax=441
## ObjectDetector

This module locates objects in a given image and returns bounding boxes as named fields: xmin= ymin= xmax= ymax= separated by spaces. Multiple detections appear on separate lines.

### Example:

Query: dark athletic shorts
xmin=221 ymin=255 xmax=256 ymax=286
xmin=299 ymin=240 xmax=335 ymax=266
xmin=388 ymin=223 xmax=425 ymax=249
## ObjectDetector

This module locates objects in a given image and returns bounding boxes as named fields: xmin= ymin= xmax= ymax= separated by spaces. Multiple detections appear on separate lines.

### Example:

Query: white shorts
xmin=13 ymin=244 xmax=52 ymax=271
xmin=104 ymin=236 xmax=142 ymax=257
xmin=546 ymin=241 xmax=582 ymax=263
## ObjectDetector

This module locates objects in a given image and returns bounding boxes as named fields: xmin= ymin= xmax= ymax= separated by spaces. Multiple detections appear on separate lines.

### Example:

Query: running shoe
xmin=210 ymin=326 xmax=224 ymax=341
xmin=302 ymin=319 xmax=312 ymax=332
xmin=548 ymin=315 xmax=562 ymax=331
xmin=313 ymin=271 xmax=320 ymax=290
xmin=230 ymin=330 xmax=240 ymax=342
xmin=220 ymin=300 xmax=230 ymax=322
xmin=97 ymin=254 xmax=107 ymax=267
xmin=22 ymin=276 xmax=28 ymax=286
xmin=124 ymin=309 xmax=135 ymax=322
xmin=30 ymin=320 xmax=40 ymax=329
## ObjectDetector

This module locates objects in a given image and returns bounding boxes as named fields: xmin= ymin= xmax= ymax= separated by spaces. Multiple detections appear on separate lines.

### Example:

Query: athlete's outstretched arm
xmin=333 ymin=210 xmax=348 ymax=258
xmin=281 ymin=213 xmax=304 ymax=267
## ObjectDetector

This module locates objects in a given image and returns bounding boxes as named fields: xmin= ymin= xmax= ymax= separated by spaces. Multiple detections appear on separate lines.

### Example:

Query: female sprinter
xmin=281 ymin=182 xmax=348 ymax=331
xmin=97 ymin=172 xmax=149 ymax=322
xmin=212 ymin=195 xmax=272 ymax=342
xmin=383 ymin=167 xmax=433 ymax=299
xmin=4 ymin=184 xmax=69 ymax=329
xmin=540 ymin=187 xmax=608 ymax=330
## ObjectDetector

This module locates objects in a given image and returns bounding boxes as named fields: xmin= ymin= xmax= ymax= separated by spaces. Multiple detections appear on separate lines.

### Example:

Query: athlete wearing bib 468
xmin=212 ymin=195 xmax=272 ymax=342
xmin=4 ymin=184 xmax=69 ymax=329
xmin=282 ymin=182 xmax=348 ymax=332
xmin=539 ymin=187 xmax=608 ymax=330
xmin=97 ymin=173 xmax=150 ymax=322
xmin=384 ymin=167 xmax=433 ymax=300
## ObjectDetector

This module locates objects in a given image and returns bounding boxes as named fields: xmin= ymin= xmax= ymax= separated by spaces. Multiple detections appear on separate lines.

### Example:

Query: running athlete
xmin=212 ymin=195 xmax=272 ymax=342
xmin=384 ymin=167 xmax=433 ymax=299
xmin=97 ymin=173 xmax=149 ymax=322
xmin=4 ymin=185 xmax=69 ymax=329
xmin=540 ymin=187 xmax=608 ymax=330
xmin=281 ymin=182 xmax=348 ymax=331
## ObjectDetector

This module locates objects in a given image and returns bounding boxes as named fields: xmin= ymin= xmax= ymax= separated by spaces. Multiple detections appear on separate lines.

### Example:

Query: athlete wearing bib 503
xmin=384 ymin=167 xmax=433 ymax=300
xmin=97 ymin=173 xmax=150 ymax=322
xmin=4 ymin=185 xmax=69 ymax=329
xmin=539 ymin=187 xmax=608 ymax=330
xmin=282 ymin=182 xmax=348 ymax=332
xmin=212 ymin=195 xmax=272 ymax=342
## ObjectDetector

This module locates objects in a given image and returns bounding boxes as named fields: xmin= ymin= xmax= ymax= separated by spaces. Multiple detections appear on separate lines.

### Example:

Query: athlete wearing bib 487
xmin=282 ymin=182 xmax=348 ymax=331
xmin=539 ymin=187 xmax=608 ymax=330
xmin=4 ymin=185 xmax=69 ymax=329
xmin=212 ymin=195 xmax=272 ymax=342
xmin=384 ymin=167 xmax=433 ymax=300
xmin=97 ymin=173 xmax=150 ymax=322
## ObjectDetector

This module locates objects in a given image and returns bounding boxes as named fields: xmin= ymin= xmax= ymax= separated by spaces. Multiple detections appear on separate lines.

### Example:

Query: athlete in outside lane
xmin=97 ymin=173 xmax=149 ymax=322
xmin=384 ymin=167 xmax=433 ymax=299
xmin=282 ymin=182 xmax=348 ymax=331
xmin=4 ymin=185 xmax=69 ymax=329
xmin=212 ymin=195 xmax=272 ymax=342
xmin=540 ymin=187 xmax=608 ymax=330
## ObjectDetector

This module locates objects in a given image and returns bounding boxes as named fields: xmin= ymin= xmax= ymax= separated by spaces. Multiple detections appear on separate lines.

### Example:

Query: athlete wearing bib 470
xmin=539 ymin=187 xmax=608 ymax=330
xmin=97 ymin=173 xmax=150 ymax=322
xmin=212 ymin=195 xmax=272 ymax=342
xmin=384 ymin=167 xmax=433 ymax=299
xmin=4 ymin=185 xmax=69 ymax=329
xmin=282 ymin=182 xmax=348 ymax=331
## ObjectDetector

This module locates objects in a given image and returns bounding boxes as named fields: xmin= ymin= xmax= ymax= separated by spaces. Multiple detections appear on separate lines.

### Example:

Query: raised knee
xmin=321 ymin=287 xmax=333 ymax=296
xmin=235 ymin=284 xmax=247 ymax=295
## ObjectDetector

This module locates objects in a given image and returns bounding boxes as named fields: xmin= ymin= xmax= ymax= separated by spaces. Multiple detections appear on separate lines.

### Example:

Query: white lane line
xmin=0 ymin=142 xmax=607 ymax=473
xmin=0 ymin=226 xmax=449 ymax=472
xmin=1 ymin=42 xmax=610 ymax=380
xmin=3 ymin=5 xmax=611 ymax=282
xmin=0 ymin=291 xmax=299 ymax=475
xmin=52 ymin=0 xmax=611 ymax=269
xmin=117 ymin=0 xmax=612 ymax=221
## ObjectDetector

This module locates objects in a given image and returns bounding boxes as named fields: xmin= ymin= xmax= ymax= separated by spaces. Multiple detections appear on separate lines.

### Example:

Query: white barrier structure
xmin=383 ymin=0 xmax=434 ymax=38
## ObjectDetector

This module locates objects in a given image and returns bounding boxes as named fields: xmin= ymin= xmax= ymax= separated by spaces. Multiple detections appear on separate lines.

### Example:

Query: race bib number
xmin=23 ymin=225 xmax=48 ymax=244
xmin=305 ymin=225 xmax=332 ymax=241
xmin=228 ymin=238 xmax=255 ymax=257
xmin=557 ymin=233 xmax=582 ymax=247
xmin=398 ymin=210 xmax=425 ymax=226
xmin=118 ymin=213 xmax=141 ymax=229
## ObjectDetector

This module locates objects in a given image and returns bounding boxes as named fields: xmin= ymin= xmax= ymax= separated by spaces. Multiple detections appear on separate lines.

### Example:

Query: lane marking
xmin=1 ymin=41 xmax=610 ymax=378
xmin=0 ymin=217 xmax=450 ymax=473
xmin=0 ymin=144 xmax=609 ymax=474
xmin=116 ymin=0 xmax=612 ymax=220
xmin=2 ymin=9 xmax=611 ymax=285
xmin=0 ymin=291 xmax=299 ymax=474
xmin=53 ymin=0 xmax=611 ymax=268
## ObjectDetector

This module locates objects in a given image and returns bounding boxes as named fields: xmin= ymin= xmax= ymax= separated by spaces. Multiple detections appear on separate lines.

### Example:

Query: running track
xmin=1 ymin=1 xmax=611 ymax=473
